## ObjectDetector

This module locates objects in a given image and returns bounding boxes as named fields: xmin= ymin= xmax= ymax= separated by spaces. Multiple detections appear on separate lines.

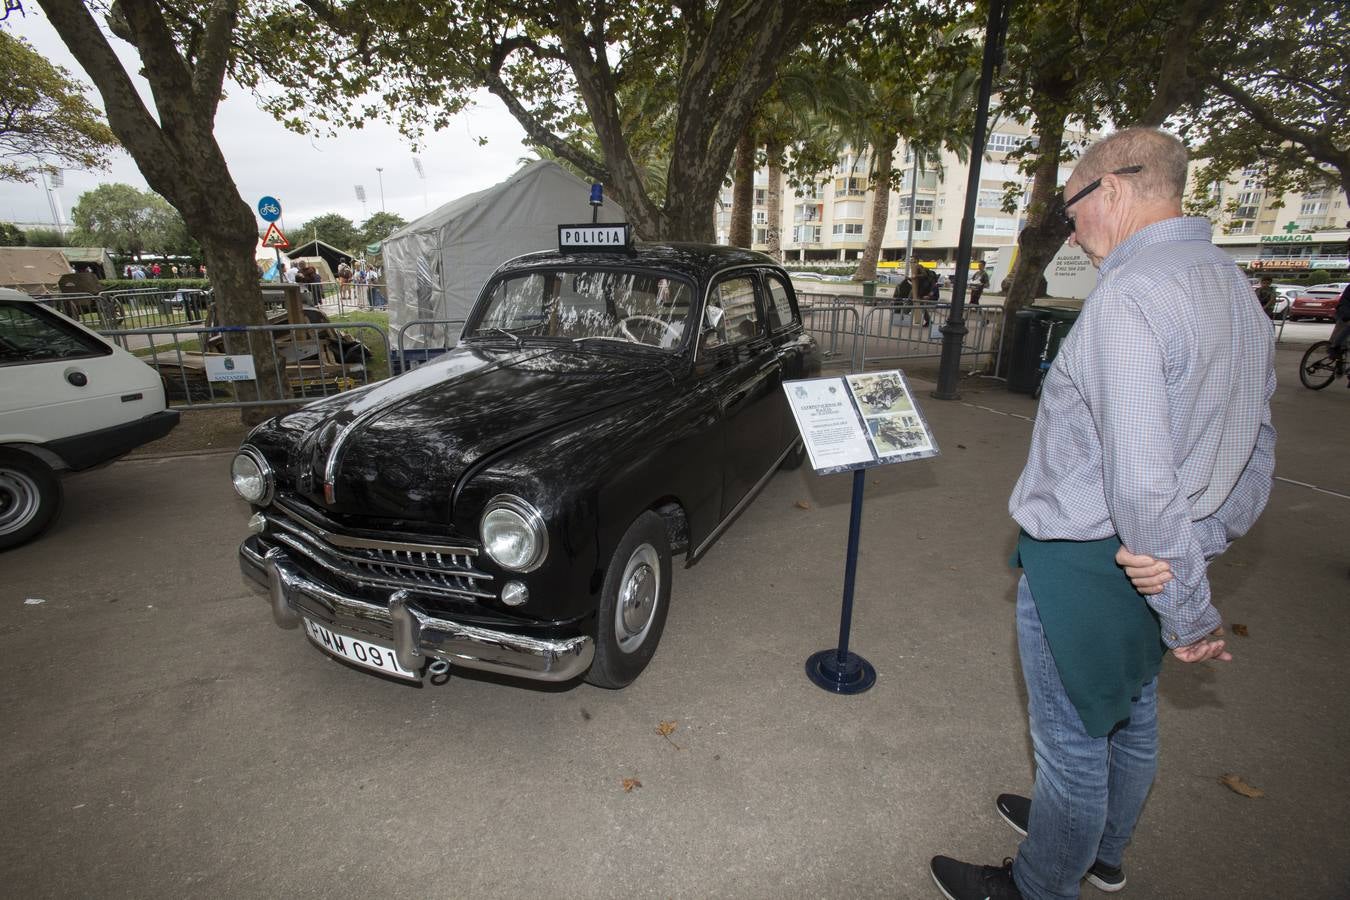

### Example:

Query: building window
xmin=901 ymin=170 xmax=939 ymax=191
xmin=754 ymin=210 xmax=768 ymax=224
xmin=793 ymin=225 xmax=821 ymax=243
xmin=832 ymin=223 xmax=865 ymax=236
xmin=834 ymin=176 xmax=866 ymax=197
xmin=1233 ymin=206 xmax=1260 ymax=220
xmin=835 ymin=200 xmax=865 ymax=219
xmin=754 ymin=227 xmax=768 ymax=244
xmin=974 ymin=216 xmax=1017 ymax=235
xmin=896 ymin=218 xmax=933 ymax=234
xmin=1299 ymin=200 xmax=1328 ymax=216
xmin=977 ymin=189 xmax=1005 ymax=209
xmin=985 ymin=132 xmax=1023 ymax=154
xmin=754 ymin=188 xmax=767 ymax=206
xmin=897 ymin=196 xmax=935 ymax=216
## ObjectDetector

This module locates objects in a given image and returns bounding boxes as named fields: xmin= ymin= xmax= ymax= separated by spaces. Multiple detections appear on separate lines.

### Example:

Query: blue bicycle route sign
xmin=257 ymin=196 xmax=282 ymax=222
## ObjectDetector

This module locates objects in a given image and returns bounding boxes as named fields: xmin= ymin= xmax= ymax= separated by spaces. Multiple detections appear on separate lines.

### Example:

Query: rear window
xmin=0 ymin=301 xmax=112 ymax=366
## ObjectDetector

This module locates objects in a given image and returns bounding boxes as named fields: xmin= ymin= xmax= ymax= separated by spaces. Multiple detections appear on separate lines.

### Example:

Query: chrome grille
xmin=264 ymin=501 xmax=494 ymax=601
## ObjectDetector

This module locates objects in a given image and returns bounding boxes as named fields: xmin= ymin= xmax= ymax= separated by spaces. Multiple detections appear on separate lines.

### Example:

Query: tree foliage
xmin=359 ymin=211 xmax=407 ymax=246
xmin=70 ymin=182 xmax=186 ymax=258
xmin=241 ymin=0 xmax=890 ymax=240
xmin=22 ymin=227 xmax=72 ymax=247
xmin=298 ymin=212 xmax=360 ymax=251
xmin=1181 ymin=0 xmax=1350 ymax=204
xmin=1 ymin=222 xmax=29 ymax=246
xmin=0 ymin=29 xmax=118 ymax=183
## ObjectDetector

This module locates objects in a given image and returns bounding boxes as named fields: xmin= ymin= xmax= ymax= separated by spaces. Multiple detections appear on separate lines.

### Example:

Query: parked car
xmin=1289 ymin=284 xmax=1348 ymax=321
xmin=235 ymin=241 xmax=820 ymax=688
xmin=0 ymin=287 xmax=179 ymax=550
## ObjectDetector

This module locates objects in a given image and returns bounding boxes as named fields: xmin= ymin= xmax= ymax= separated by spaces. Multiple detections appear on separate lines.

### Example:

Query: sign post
xmin=258 ymin=196 xmax=285 ymax=275
xmin=784 ymin=370 xmax=941 ymax=694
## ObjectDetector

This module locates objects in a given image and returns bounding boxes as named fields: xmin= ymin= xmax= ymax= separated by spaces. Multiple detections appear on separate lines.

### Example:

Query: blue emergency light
xmin=589 ymin=183 xmax=603 ymax=206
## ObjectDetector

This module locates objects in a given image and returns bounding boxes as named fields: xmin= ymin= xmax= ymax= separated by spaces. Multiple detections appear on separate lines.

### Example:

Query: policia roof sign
xmin=558 ymin=224 xmax=632 ymax=252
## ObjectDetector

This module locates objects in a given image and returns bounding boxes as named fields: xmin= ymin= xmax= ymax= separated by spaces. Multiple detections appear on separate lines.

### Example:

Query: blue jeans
xmin=1012 ymin=575 xmax=1158 ymax=900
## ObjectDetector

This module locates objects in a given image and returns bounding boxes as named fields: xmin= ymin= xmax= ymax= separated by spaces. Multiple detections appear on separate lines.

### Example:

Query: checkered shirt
xmin=1009 ymin=217 xmax=1276 ymax=648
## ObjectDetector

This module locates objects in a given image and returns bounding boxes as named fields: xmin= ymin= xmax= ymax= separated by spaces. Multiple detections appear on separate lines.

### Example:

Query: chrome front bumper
xmin=240 ymin=541 xmax=594 ymax=683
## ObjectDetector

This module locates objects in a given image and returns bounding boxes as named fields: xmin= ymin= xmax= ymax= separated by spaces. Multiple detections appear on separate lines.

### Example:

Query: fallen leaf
xmin=621 ymin=777 xmax=642 ymax=793
xmin=1219 ymin=774 xmax=1264 ymax=799
xmin=656 ymin=721 xmax=677 ymax=737
xmin=1232 ymin=623 xmax=1249 ymax=637
xmin=956 ymin=444 xmax=967 ymax=450
xmin=794 ymin=500 xmax=811 ymax=510
xmin=24 ymin=598 xmax=45 ymax=606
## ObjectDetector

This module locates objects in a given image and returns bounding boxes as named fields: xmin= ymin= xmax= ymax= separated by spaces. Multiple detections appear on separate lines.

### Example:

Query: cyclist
xmin=1329 ymin=280 xmax=1350 ymax=363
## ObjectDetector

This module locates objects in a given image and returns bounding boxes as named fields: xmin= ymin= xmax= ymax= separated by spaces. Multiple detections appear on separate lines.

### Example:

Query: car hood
xmin=271 ymin=342 xmax=674 ymax=524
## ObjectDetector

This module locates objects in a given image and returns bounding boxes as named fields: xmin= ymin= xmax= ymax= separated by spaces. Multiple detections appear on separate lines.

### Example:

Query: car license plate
xmin=303 ymin=618 xmax=418 ymax=681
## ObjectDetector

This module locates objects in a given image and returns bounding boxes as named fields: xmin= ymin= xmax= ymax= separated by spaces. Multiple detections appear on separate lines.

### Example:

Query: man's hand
xmin=1172 ymin=634 xmax=1232 ymax=664
xmin=1116 ymin=545 xmax=1173 ymax=595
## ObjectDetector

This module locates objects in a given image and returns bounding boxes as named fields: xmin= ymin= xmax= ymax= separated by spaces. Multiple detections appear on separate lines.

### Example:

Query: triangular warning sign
xmin=261 ymin=222 xmax=289 ymax=249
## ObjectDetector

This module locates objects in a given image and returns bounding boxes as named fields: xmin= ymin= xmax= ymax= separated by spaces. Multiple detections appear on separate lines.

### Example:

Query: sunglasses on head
xmin=1057 ymin=165 xmax=1143 ymax=231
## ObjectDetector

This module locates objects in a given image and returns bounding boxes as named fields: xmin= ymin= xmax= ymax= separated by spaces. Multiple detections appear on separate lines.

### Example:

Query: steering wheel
xmin=618 ymin=314 xmax=681 ymax=346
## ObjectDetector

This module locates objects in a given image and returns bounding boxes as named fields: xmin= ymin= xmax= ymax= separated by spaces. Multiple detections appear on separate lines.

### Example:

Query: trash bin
xmin=862 ymin=281 xmax=877 ymax=299
xmin=1007 ymin=305 xmax=1080 ymax=394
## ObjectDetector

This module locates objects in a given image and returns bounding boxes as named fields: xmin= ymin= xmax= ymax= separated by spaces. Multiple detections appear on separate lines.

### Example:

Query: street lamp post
xmin=375 ymin=167 xmax=386 ymax=212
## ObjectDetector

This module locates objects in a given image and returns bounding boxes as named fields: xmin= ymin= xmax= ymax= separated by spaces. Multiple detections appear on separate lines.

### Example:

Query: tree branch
xmin=1135 ymin=0 xmax=1221 ymax=126
xmin=192 ymin=0 xmax=239 ymax=122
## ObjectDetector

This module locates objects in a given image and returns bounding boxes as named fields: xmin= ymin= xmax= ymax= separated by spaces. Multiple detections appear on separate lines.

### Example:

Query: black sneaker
xmin=930 ymin=856 xmax=1023 ymax=900
xmin=995 ymin=794 xmax=1127 ymax=893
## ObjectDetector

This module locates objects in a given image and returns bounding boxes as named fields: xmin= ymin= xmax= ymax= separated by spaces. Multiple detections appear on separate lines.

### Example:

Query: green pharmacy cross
xmin=1283 ymin=222 xmax=1301 ymax=234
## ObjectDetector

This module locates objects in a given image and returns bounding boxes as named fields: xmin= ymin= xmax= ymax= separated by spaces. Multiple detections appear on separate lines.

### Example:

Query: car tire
xmin=0 ymin=450 xmax=63 ymax=551
xmin=779 ymin=439 xmax=807 ymax=471
xmin=585 ymin=511 xmax=672 ymax=689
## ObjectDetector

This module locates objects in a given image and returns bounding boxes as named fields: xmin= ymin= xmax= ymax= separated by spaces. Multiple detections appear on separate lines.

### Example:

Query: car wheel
xmin=0 ymin=451 xmax=63 ymax=551
xmin=779 ymin=439 xmax=807 ymax=471
xmin=585 ymin=511 xmax=672 ymax=689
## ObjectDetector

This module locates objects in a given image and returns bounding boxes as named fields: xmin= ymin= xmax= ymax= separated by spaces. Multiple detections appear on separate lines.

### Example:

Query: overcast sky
xmin=0 ymin=10 xmax=534 ymax=236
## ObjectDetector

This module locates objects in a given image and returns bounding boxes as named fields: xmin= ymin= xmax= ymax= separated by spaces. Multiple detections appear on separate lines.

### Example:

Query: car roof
xmin=0 ymin=287 xmax=39 ymax=303
xmin=496 ymin=242 xmax=782 ymax=283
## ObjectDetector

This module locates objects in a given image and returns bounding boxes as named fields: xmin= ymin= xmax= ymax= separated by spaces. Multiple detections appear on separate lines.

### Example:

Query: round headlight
xmin=231 ymin=447 xmax=273 ymax=505
xmin=480 ymin=495 xmax=547 ymax=572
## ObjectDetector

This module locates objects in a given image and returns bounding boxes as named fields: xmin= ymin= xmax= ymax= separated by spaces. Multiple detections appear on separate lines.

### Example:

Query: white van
xmin=1 ymin=288 xmax=179 ymax=550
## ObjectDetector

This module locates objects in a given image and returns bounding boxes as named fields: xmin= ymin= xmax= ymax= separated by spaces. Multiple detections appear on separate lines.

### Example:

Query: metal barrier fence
xmin=102 ymin=321 xmax=390 ymax=410
xmin=799 ymin=294 xmax=1007 ymax=373
xmin=394 ymin=318 xmax=465 ymax=374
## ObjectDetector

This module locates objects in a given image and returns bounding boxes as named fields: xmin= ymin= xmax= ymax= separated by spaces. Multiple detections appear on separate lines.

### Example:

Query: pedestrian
xmin=198 ymin=264 xmax=207 ymax=278
xmin=338 ymin=260 xmax=352 ymax=301
xmin=354 ymin=261 xmax=369 ymax=305
xmin=930 ymin=127 xmax=1276 ymax=900
xmin=296 ymin=260 xmax=323 ymax=306
xmin=131 ymin=265 xmax=146 ymax=281
xmin=151 ymin=262 xmax=161 ymax=278
xmin=970 ymin=260 xmax=989 ymax=306
xmin=914 ymin=265 xmax=938 ymax=326
xmin=1254 ymin=275 xmax=1277 ymax=319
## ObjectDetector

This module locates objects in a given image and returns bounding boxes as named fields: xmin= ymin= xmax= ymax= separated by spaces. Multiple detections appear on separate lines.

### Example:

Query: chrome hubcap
xmin=615 ymin=542 xmax=660 ymax=654
xmin=0 ymin=468 xmax=41 ymax=536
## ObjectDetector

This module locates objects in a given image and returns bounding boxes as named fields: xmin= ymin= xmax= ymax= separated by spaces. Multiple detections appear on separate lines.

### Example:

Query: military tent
xmin=381 ymin=160 xmax=626 ymax=348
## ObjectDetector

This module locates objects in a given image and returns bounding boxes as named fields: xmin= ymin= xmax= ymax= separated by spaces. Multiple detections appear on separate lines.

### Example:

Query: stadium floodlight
xmin=412 ymin=157 xmax=425 ymax=179
xmin=50 ymin=170 xmax=64 ymax=189
xmin=354 ymin=184 xmax=366 ymax=202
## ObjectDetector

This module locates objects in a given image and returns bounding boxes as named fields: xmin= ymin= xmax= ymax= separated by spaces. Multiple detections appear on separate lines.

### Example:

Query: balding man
xmin=931 ymin=128 xmax=1276 ymax=900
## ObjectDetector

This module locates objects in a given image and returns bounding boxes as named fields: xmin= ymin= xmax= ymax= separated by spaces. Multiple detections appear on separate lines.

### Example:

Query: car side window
xmin=763 ymin=272 xmax=797 ymax=332
xmin=702 ymin=276 xmax=762 ymax=350
xmin=0 ymin=302 xmax=110 ymax=366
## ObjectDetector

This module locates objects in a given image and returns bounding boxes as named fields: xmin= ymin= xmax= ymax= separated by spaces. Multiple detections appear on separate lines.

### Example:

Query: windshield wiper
xmin=487 ymin=327 xmax=523 ymax=349
xmin=571 ymin=335 xmax=632 ymax=345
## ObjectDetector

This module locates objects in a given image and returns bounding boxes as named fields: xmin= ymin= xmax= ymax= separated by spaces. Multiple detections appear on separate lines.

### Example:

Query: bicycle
xmin=1298 ymin=340 xmax=1347 ymax=390
xmin=1033 ymin=320 xmax=1061 ymax=398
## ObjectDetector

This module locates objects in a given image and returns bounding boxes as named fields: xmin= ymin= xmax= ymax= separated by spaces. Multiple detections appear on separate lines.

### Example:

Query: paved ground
xmin=2 ymin=339 xmax=1347 ymax=898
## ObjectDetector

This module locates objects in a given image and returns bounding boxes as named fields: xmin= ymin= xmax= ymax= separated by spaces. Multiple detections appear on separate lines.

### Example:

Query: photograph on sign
xmin=846 ymin=371 xmax=939 ymax=461
xmin=205 ymin=355 xmax=257 ymax=382
xmin=783 ymin=377 xmax=875 ymax=473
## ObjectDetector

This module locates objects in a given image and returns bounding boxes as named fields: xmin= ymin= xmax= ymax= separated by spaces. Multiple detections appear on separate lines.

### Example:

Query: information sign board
xmin=784 ymin=370 xmax=939 ymax=474
xmin=205 ymin=355 xmax=257 ymax=382
xmin=558 ymin=223 xmax=631 ymax=252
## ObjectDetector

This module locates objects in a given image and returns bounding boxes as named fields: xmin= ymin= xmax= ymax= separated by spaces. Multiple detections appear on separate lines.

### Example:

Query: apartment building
xmin=719 ymin=128 xmax=1348 ymax=276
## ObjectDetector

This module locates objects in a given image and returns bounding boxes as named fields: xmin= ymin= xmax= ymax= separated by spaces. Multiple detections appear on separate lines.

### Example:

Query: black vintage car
xmin=234 ymin=241 xmax=819 ymax=688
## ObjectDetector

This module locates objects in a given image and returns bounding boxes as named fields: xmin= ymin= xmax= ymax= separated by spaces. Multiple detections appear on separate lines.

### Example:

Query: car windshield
xmin=467 ymin=268 xmax=695 ymax=351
